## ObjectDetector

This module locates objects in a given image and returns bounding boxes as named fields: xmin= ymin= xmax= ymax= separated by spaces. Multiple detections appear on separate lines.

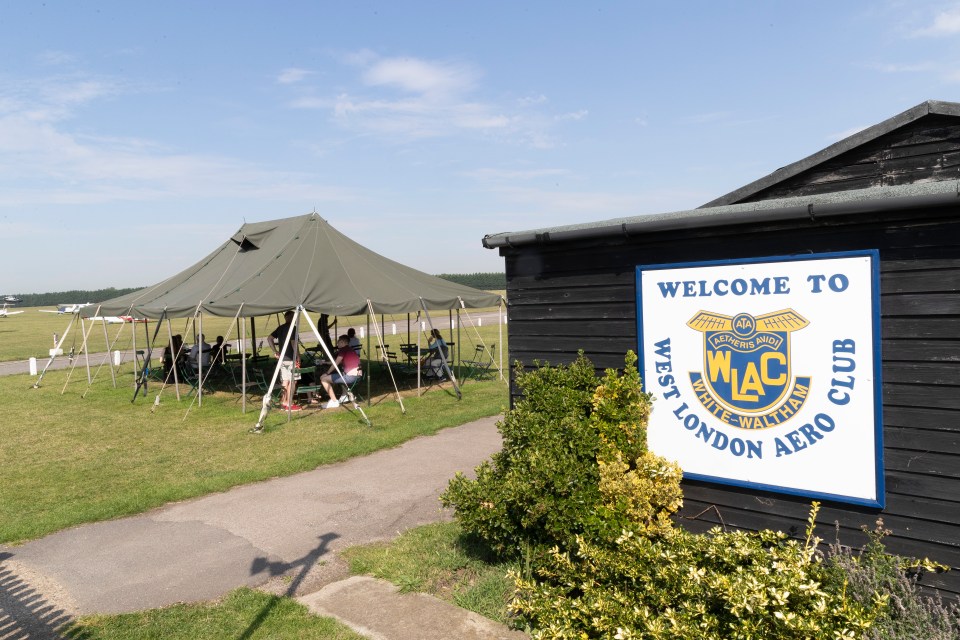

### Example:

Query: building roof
xmin=703 ymin=100 xmax=960 ymax=207
xmin=481 ymin=179 xmax=960 ymax=250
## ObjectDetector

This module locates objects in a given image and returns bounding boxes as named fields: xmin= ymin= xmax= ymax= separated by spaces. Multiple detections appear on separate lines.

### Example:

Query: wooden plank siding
xmin=741 ymin=116 xmax=960 ymax=202
xmin=499 ymin=206 xmax=960 ymax=597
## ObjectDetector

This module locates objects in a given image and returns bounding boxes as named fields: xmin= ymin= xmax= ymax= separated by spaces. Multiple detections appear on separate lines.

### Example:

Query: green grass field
xmin=2 ymin=301 xmax=509 ymax=638
xmin=1 ymin=355 xmax=507 ymax=544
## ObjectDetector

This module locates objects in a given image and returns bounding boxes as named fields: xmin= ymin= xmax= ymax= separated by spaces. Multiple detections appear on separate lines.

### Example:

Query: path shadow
xmin=0 ymin=552 xmax=87 ymax=640
xmin=237 ymin=532 xmax=340 ymax=640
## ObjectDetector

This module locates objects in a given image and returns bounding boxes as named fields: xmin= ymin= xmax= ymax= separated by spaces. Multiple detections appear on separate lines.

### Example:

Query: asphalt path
xmin=0 ymin=416 xmax=505 ymax=638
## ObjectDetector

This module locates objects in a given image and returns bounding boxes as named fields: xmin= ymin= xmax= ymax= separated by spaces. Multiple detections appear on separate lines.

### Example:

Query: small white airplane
xmin=2 ymin=295 xmax=22 ymax=304
xmin=39 ymin=303 xmax=94 ymax=314
xmin=0 ymin=303 xmax=24 ymax=318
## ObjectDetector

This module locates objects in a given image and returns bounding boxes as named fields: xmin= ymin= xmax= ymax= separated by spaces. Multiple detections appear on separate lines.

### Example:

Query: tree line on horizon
xmin=5 ymin=273 xmax=505 ymax=307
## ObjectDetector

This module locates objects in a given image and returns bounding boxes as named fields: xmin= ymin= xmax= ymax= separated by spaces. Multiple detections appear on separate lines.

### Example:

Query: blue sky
xmin=2 ymin=1 xmax=959 ymax=293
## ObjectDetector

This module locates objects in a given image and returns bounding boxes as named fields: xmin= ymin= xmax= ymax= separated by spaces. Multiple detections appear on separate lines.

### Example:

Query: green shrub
xmin=440 ymin=352 xmax=653 ymax=558
xmin=512 ymin=505 xmax=882 ymax=639
xmin=444 ymin=352 xmax=889 ymax=638
xmin=825 ymin=521 xmax=960 ymax=640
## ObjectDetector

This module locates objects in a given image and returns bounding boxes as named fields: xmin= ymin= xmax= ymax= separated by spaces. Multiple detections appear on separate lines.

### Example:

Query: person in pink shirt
xmin=319 ymin=334 xmax=361 ymax=408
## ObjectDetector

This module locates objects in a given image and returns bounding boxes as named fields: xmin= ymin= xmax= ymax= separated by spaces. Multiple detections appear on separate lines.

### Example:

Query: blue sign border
xmin=636 ymin=249 xmax=885 ymax=509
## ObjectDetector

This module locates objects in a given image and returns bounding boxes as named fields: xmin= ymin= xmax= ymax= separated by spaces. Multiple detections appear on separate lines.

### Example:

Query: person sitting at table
xmin=163 ymin=334 xmax=184 ymax=382
xmin=420 ymin=329 xmax=449 ymax=380
xmin=318 ymin=335 xmax=361 ymax=409
xmin=189 ymin=334 xmax=211 ymax=371
xmin=347 ymin=327 xmax=361 ymax=355
xmin=209 ymin=335 xmax=226 ymax=364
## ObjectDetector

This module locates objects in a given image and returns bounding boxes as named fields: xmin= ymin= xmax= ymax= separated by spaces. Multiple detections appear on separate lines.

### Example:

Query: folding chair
xmin=175 ymin=359 xmax=202 ymax=396
xmin=336 ymin=369 xmax=364 ymax=404
xmin=462 ymin=343 xmax=495 ymax=380
xmin=294 ymin=365 xmax=322 ymax=405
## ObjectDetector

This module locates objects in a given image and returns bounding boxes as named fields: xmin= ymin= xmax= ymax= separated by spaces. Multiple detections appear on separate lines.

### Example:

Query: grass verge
xmin=342 ymin=521 xmax=517 ymax=627
xmin=64 ymin=587 xmax=364 ymax=639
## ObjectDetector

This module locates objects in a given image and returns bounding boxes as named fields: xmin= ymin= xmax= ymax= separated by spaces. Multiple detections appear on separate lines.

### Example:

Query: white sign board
xmin=637 ymin=251 xmax=884 ymax=507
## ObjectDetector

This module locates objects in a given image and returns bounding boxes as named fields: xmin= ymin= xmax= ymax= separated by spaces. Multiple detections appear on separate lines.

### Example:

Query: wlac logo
xmin=687 ymin=309 xmax=812 ymax=429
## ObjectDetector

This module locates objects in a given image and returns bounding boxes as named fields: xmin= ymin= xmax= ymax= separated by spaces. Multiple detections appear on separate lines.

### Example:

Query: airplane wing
xmin=38 ymin=310 xmax=61 ymax=313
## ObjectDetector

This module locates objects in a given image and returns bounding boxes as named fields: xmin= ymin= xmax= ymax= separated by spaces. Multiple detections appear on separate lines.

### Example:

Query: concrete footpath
xmin=0 ymin=416 xmax=526 ymax=639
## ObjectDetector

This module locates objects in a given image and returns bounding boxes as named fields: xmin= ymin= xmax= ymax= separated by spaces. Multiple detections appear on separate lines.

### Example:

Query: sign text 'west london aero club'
xmin=637 ymin=252 xmax=883 ymax=507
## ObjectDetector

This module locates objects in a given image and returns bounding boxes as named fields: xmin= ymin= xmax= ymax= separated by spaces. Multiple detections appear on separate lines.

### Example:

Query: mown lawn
xmin=0 ymin=365 xmax=507 ymax=544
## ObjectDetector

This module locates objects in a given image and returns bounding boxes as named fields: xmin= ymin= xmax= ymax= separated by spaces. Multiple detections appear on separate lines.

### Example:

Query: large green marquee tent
xmin=86 ymin=212 xmax=502 ymax=318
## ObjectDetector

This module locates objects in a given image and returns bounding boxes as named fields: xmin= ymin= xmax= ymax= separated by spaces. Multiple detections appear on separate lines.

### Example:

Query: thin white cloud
xmin=556 ymin=110 xmax=588 ymax=122
xmin=518 ymin=94 xmax=548 ymax=106
xmin=362 ymin=57 xmax=476 ymax=96
xmin=913 ymin=6 xmax=960 ymax=36
xmin=0 ymin=75 xmax=121 ymax=123
xmin=289 ymin=51 xmax=583 ymax=147
xmin=0 ymin=75 xmax=358 ymax=208
xmin=277 ymin=67 xmax=312 ymax=84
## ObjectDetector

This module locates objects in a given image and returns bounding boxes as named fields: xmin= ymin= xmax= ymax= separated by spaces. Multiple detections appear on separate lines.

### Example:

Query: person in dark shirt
xmin=267 ymin=310 xmax=301 ymax=410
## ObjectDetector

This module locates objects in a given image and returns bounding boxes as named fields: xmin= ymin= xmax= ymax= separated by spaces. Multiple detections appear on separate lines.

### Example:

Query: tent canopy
xmin=89 ymin=213 xmax=502 ymax=319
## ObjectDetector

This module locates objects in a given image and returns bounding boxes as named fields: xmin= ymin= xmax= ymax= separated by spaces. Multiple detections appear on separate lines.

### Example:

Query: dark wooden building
xmin=483 ymin=100 xmax=960 ymax=597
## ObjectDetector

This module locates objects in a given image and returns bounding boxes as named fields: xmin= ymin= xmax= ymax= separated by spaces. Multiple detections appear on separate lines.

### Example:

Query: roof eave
xmin=482 ymin=181 xmax=960 ymax=250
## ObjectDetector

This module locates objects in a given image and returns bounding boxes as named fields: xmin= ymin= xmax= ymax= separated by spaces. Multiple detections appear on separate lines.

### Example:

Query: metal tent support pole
xmin=100 ymin=317 xmax=117 ymax=389
xmin=241 ymin=315 xmax=247 ymax=413
xmin=252 ymin=307 xmax=302 ymax=432
xmin=165 ymin=315 xmax=181 ymax=401
xmin=197 ymin=308 xmax=204 ymax=407
xmin=142 ymin=315 xmax=153 ymax=389
xmin=34 ymin=312 xmax=79 ymax=388
xmin=81 ymin=306 xmax=100 ymax=386
xmin=416 ymin=311 xmax=422 ymax=396
xmin=366 ymin=313 xmax=371 ymax=404
xmin=366 ymin=300 xmax=405 ymax=415
xmin=132 ymin=309 xmax=166 ymax=403
xmin=419 ymin=298 xmax=460 ymax=400
xmin=131 ymin=314 xmax=139 ymax=385
xmin=301 ymin=310 xmax=371 ymax=426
